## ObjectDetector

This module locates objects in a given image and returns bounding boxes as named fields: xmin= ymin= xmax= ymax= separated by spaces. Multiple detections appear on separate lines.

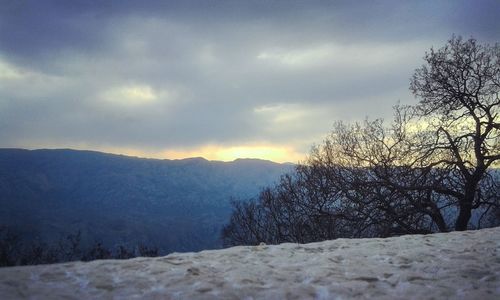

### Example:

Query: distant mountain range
xmin=0 ymin=149 xmax=293 ymax=253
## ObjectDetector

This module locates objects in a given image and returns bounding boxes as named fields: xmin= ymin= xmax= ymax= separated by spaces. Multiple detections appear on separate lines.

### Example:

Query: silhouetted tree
xmin=222 ymin=36 xmax=500 ymax=246
xmin=0 ymin=226 xmax=162 ymax=267
xmin=410 ymin=36 xmax=500 ymax=230
xmin=58 ymin=231 xmax=82 ymax=262
xmin=82 ymin=242 xmax=112 ymax=261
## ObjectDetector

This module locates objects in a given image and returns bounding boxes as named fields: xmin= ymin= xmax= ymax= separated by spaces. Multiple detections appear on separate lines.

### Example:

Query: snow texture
xmin=1 ymin=227 xmax=499 ymax=299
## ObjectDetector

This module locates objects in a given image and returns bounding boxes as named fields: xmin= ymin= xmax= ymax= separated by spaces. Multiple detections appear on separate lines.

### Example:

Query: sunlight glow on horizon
xmin=102 ymin=144 xmax=306 ymax=163
xmin=16 ymin=142 xmax=306 ymax=163
xmin=154 ymin=144 xmax=305 ymax=163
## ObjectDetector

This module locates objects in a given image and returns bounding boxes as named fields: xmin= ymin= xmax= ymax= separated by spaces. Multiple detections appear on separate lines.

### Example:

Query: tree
xmin=222 ymin=36 xmax=499 ymax=246
xmin=410 ymin=36 xmax=499 ymax=230
xmin=309 ymin=116 xmax=452 ymax=234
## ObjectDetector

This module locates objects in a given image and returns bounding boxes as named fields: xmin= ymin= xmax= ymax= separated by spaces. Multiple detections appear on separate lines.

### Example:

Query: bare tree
xmin=222 ymin=36 xmax=499 ymax=246
xmin=410 ymin=36 xmax=499 ymax=230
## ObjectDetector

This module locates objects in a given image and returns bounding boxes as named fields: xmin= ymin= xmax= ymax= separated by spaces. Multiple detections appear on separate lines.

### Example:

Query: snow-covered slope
xmin=1 ymin=227 xmax=499 ymax=299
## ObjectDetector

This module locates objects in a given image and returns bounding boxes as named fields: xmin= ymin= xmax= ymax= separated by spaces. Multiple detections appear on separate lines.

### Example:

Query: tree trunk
xmin=454 ymin=187 xmax=475 ymax=231
xmin=433 ymin=212 xmax=448 ymax=232
xmin=455 ymin=204 xmax=472 ymax=231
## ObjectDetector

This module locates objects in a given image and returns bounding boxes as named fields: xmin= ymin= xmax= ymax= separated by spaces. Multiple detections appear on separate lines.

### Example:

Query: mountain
xmin=0 ymin=148 xmax=293 ymax=253
xmin=1 ymin=227 xmax=498 ymax=299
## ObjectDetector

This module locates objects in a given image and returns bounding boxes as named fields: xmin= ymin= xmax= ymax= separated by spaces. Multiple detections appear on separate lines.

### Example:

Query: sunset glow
xmin=112 ymin=145 xmax=304 ymax=163
xmin=1 ymin=1 xmax=497 ymax=163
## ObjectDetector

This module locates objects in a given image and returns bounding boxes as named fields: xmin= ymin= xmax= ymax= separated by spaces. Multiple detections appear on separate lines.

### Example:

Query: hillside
xmin=1 ymin=227 xmax=499 ymax=299
xmin=0 ymin=149 xmax=292 ymax=253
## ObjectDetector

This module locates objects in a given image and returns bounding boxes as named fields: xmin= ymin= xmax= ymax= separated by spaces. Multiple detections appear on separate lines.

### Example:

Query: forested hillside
xmin=0 ymin=149 xmax=292 ymax=254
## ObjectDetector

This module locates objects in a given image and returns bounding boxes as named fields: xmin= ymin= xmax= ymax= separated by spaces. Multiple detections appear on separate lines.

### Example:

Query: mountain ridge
xmin=0 ymin=148 xmax=291 ymax=165
xmin=0 ymin=148 xmax=293 ymax=254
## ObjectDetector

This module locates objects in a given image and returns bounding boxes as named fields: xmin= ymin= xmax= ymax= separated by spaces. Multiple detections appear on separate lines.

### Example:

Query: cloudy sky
xmin=1 ymin=0 xmax=499 ymax=162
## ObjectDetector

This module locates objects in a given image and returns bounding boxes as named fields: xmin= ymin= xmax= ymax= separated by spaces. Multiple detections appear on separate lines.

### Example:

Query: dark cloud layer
xmin=1 ymin=0 xmax=499 ymax=161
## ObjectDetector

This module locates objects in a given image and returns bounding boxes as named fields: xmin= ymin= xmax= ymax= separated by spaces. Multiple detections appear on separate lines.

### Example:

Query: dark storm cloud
xmin=0 ymin=0 xmax=499 ymax=159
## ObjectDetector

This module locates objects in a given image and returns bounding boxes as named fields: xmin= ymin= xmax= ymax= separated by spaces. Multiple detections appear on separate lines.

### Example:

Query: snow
xmin=1 ymin=227 xmax=499 ymax=299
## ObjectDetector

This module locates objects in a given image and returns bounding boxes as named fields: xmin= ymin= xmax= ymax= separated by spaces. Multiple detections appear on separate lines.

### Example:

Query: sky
xmin=1 ymin=0 xmax=499 ymax=163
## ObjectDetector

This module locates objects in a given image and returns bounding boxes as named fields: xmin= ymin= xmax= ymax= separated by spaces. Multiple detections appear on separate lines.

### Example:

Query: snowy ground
xmin=1 ymin=227 xmax=499 ymax=299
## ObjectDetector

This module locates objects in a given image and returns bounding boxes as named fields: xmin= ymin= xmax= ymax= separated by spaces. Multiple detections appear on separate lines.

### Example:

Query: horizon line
xmin=0 ymin=147 xmax=297 ymax=165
